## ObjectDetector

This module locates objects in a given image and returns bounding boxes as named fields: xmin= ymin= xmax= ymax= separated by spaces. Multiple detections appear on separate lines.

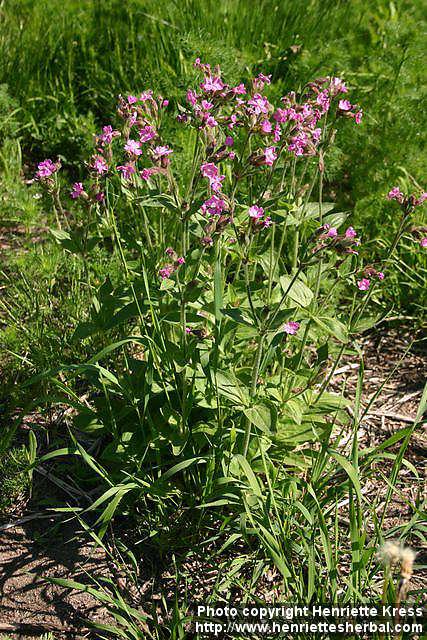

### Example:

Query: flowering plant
xmin=33 ymin=61 xmax=425 ymax=570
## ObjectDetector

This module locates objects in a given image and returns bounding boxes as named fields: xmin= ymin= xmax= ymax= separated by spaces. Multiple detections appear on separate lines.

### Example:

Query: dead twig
xmin=366 ymin=411 xmax=417 ymax=424
xmin=0 ymin=511 xmax=63 ymax=531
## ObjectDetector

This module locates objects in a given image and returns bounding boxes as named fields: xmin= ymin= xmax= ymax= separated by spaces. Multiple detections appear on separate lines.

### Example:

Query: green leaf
xmin=221 ymin=307 xmax=254 ymax=326
xmin=323 ymin=211 xmax=349 ymax=228
xmin=234 ymin=454 xmax=263 ymax=497
xmin=280 ymin=275 xmax=313 ymax=307
xmin=297 ymin=202 xmax=335 ymax=221
xmin=161 ymin=456 xmax=205 ymax=481
xmin=214 ymin=371 xmax=249 ymax=406
xmin=243 ymin=401 xmax=276 ymax=435
xmin=311 ymin=316 xmax=348 ymax=342
xmin=50 ymin=228 xmax=80 ymax=253
xmin=72 ymin=321 xmax=98 ymax=341
xmin=328 ymin=449 xmax=363 ymax=504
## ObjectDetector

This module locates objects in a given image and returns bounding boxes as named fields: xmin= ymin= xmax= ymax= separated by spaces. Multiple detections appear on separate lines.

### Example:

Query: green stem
xmin=242 ymin=333 xmax=265 ymax=458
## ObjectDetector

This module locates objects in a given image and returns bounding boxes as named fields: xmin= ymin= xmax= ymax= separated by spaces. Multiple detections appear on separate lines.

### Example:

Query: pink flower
xmin=139 ymin=125 xmax=156 ymax=143
xmin=228 ymin=151 xmax=236 ymax=160
xmin=139 ymin=90 xmax=153 ymax=102
xmin=254 ymin=73 xmax=272 ymax=90
xmin=387 ymin=187 xmax=404 ymax=203
xmin=357 ymin=278 xmax=370 ymax=291
xmin=264 ymin=146 xmax=277 ymax=166
xmin=260 ymin=120 xmax=272 ymax=134
xmin=140 ymin=167 xmax=156 ymax=181
xmin=187 ymin=89 xmax=198 ymax=106
xmin=200 ymin=76 xmax=224 ymax=93
xmin=232 ymin=83 xmax=246 ymax=94
xmin=94 ymin=191 xmax=105 ymax=202
xmin=200 ymin=162 xmax=225 ymax=192
xmin=248 ymin=205 xmax=264 ymax=219
xmin=377 ymin=272 xmax=385 ymax=280
xmin=345 ymin=226 xmax=357 ymax=238
xmin=326 ymin=227 xmax=338 ymax=238
xmin=330 ymin=77 xmax=348 ymax=94
xmin=415 ymin=192 xmax=427 ymax=206
xmin=36 ymin=159 xmax=58 ymax=179
xmin=354 ymin=110 xmax=363 ymax=124
xmin=152 ymin=145 xmax=173 ymax=159
xmin=127 ymin=95 xmax=138 ymax=104
xmin=283 ymin=321 xmax=300 ymax=335
xmin=165 ymin=247 xmax=175 ymax=256
xmin=225 ymin=136 xmax=234 ymax=147
xmin=273 ymin=108 xmax=288 ymax=123
xmin=205 ymin=115 xmax=218 ymax=128
xmin=91 ymin=155 xmax=108 ymax=175
xmin=201 ymin=99 xmax=213 ymax=110
xmin=312 ymin=128 xmax=322 ymax=143
xmin=228 ymin=114 xmax=238 ymax=129
xmin=117 ymin=164 xmax=136 ymax=180
xmin=201 ymin=195 xmax=227 ymax=217
xmin=288 ymin=133 xmax=308 ymax=157
xmin=98 ymin=125 xmax=120 ymax=145
xmin=176 ymin=257 xmax=185 ymax=265
xmin=420 ymin=237 xmax=427 ymax=248
xmin=162 ymin=99 xmax=169 ymax=108
xmin=338 ymin=99 xmax=352 ymax=111
xmin=125 ymin=139 xmax=142 ymax=156
xmin=273 ymin=125 xmax=281 ymax=143
xmin=231 ymin=82 xmax=246 ymax=96
xmin=200 ymin=162 xmax=218 ymax=179
xmin=70 ymin=182 xmax=84 ymax=199
xmin=159 ymin=266 xmax=173 ymax=279
xmin=285 ymin=108 xmax=303 ymax=123
xmin=262 ymin=216 xmax=272 ymax=228
xmin=316 ymin=90 xmax=330 ymax=113
xmin=247 ymin=93 xmax=271 ymax=115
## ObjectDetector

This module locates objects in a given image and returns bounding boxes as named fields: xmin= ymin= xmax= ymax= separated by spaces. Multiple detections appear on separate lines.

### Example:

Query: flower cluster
xmin=158 ymin=248 xmax=185 ymax=279
xmin=248 ymin=205 xmax=272 ymax=229
xmin=84 ymin=92 xmax=173 ymax=197
xmin=32 ymin=61 xmax=372 ymax=275
xmin=200 ymin=162 xmax=225 ymax=192
xmin=387 ymin=186 xmax=427 ymax=214
xmin=175 ymin=62 xmax=361 ymax=243
xmin=314 ymin=224 xmax=360 ymax=255
xmin=283 ymin=321 xmax=300 ymax=335
xmin=34 ymin=158 xmax=61 ymax=181
xmin=70 ymin=182 xmax=86 ymax=199
xmin=33 ymin=60 xmax=368 ymax=256
xmin=357 ymin=266 xmax=385 ymax=291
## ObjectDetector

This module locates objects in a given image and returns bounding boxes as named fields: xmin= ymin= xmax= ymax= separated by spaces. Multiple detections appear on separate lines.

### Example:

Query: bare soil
xmin=0 ymin=518 xmax=111 ymax=639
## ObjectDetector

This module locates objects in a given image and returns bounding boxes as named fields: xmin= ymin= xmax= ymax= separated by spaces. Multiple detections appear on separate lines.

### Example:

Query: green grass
xmin=0 ymin=446 xmax=32 ymax=515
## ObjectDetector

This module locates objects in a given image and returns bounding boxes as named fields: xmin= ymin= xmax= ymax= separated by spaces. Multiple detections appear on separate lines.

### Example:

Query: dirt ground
xmin=0 ymin=518 xmax=111 ymax=638
xmin=0 ymin=325 xmax=425 ymax=639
